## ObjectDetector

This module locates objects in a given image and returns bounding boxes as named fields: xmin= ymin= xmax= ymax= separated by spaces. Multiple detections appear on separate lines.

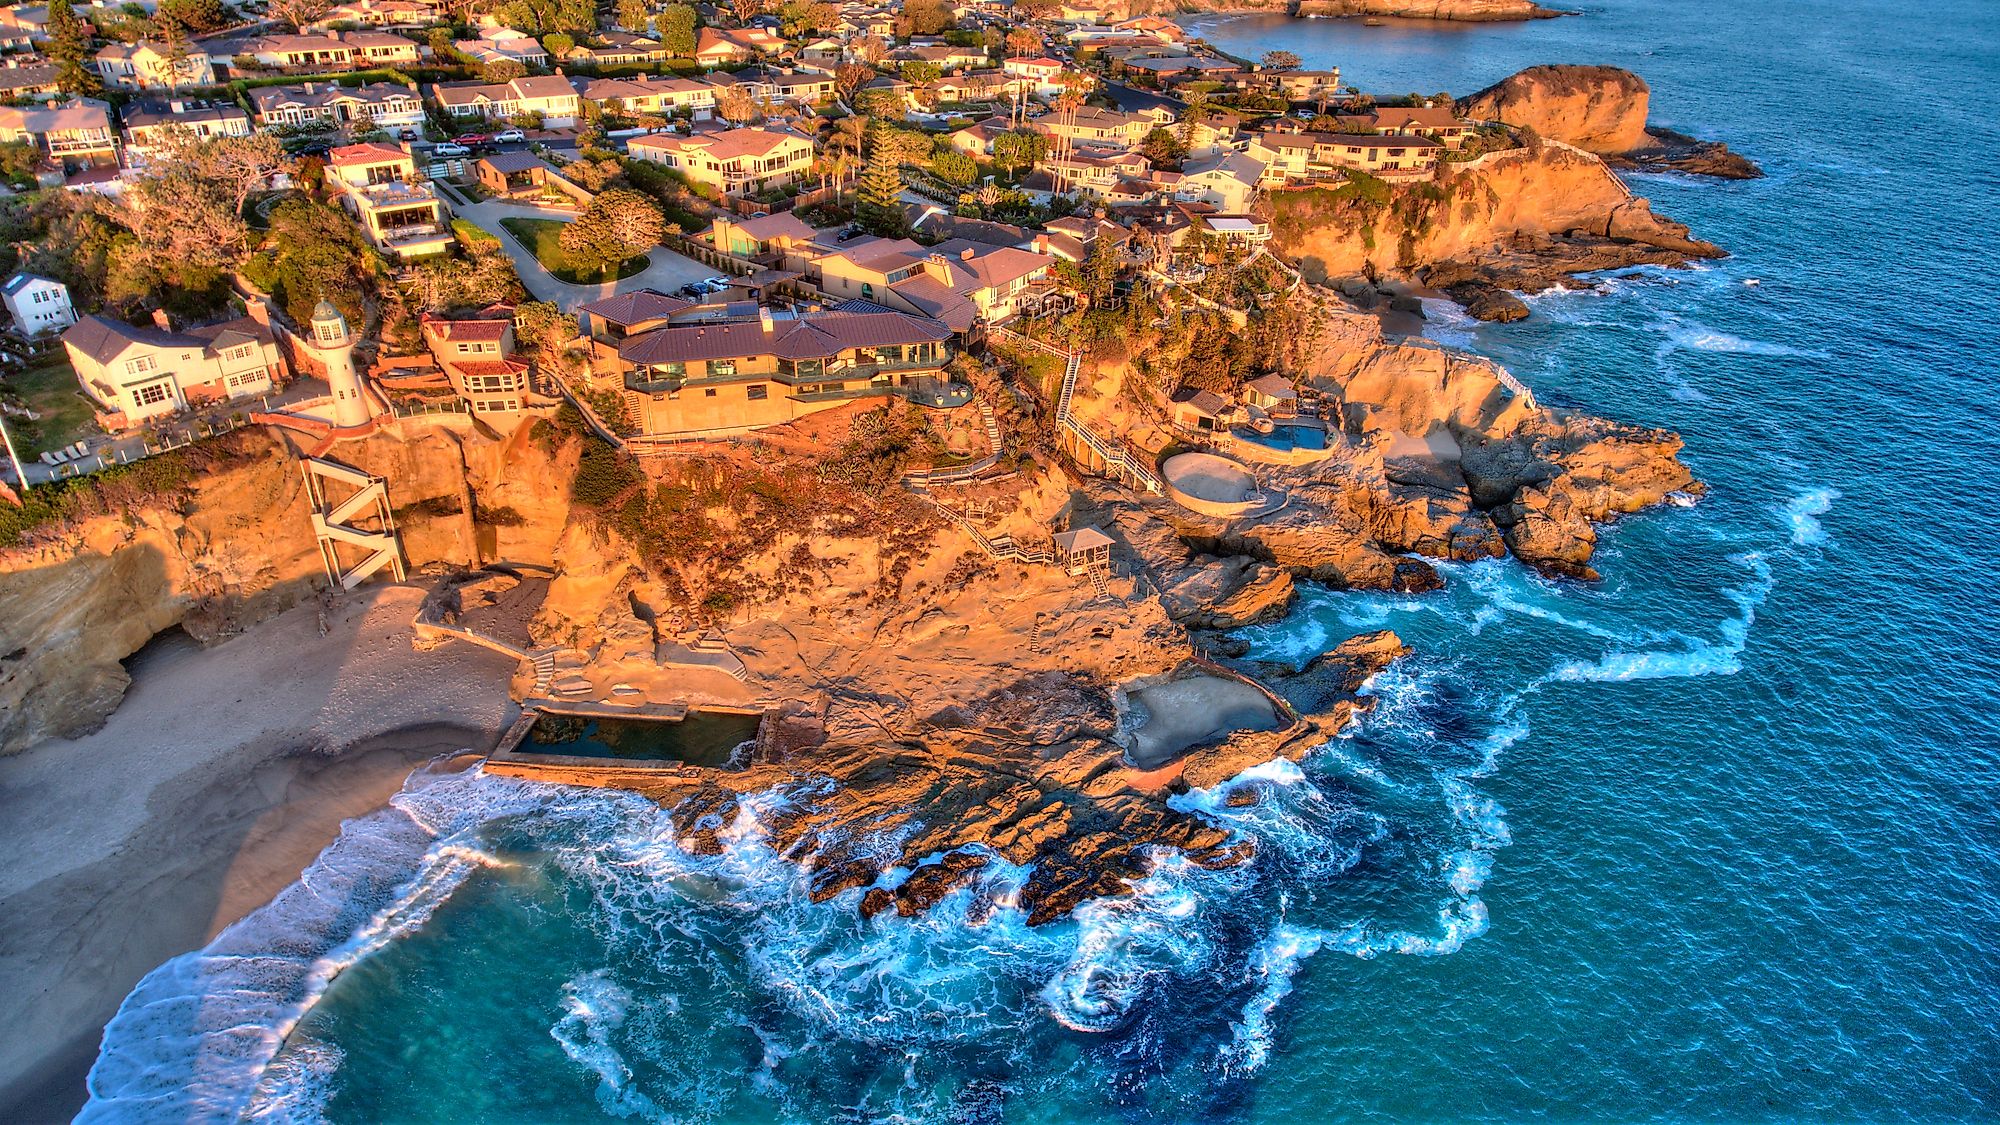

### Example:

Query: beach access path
xmin=0 ymin=585 xmax=521 ymax=1122
xmin=449 ymin=199 xmax=716 ymax=312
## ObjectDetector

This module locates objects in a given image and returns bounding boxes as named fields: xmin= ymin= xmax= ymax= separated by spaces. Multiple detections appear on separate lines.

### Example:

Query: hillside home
xmin=1364 ymin=104 xmax=1470 ymax=148
xmin=1036 ymin=104 xmax=1152 ymax=150
xmin=420 ymin=310 xmax=531 ymax=414
xmin=2 ymin=273 xmax=74 ymax=336
xmin=708 ymin=211 xmax=818 ymax=260
xmin=567 ymin=31 xmax=667 ymax=66
xmin=1173 ymin=150 xmax=1264 ymax=212
xmin=573 ymin=74 xmax=715 ymax=118
xmin=816 ymin=237 xmax=1055 ymax=330
xmin=611 ymin=302 xmax=957 ymax=438
xmin=626 ymin=126 xmax=813 ymax=194
xmin=0 ymin=60 xmax=59 ymax=100
xmin=1002 ymin=56 xmax=1066 ymax=98
xmin=307 ymin=0 xmax=437 ymax=28
xmin=722 ymin=65 xmax=836 ymax=107
xmin=62 ymin=311 xmax=285 ymax=426
xmin=0 ymin=100 xmax=116 ymax=168
xmin=122 ymin=98 xmax=252 ymax=156
xmin=232 ymin=34 xmax=356 ymax=71
xmin=1042 ymin=147 xmax=1152 ymax=196
xmin=576 ymin=288 xmax=695 ymax=343
xmin=93 ymin=40 xmax=214 ymax=89
xmin=454 ymin=30 xmax=548 ymax=68
xmin=1266 ymin=68 xmax=1342 ymax=103
xmin=252 ymin=81 xmax=424 ymax=130
xmin=431 ymin=75 xmax=580 ymax=125
xmin=325 ymin=142 xmax=451 ymax=258
xmin=338 ymin=30 xmax=420 ymax=66
xmin=1250 ymin=129 xmax=1441 ymax=177
xmin=693 ymin=26 xmax=785 ymax=65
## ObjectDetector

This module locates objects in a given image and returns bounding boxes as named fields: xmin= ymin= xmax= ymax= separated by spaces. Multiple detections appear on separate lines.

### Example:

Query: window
xmin=133 ymin=383 xmax=171 ymax=406
xmin=709 ymin=359 xmax=736 ymax=377
xmin=704 ymin=388 xmax=718 ymax=397
xmin=746 ymin=384 xmax=768 ymax=401
xmin=126 ymin=355 xmax=157 ymax=375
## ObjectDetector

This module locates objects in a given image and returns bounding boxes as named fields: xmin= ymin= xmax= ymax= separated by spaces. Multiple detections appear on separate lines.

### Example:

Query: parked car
xmin=836 ymin=226 xmax=865 ymax=242
xmin=701 ymin=276 xmax=730 ymax=290
xmin=492 ymin=129 xmax=526 ymax=144
xmin=456 ymin=133 xmax=491 ymax=146
xmin=433 ymin=142 xmax=471 ymax=157
xmin=677 ymin=283 xmax=706 ymax=299
xmin=397 ymin=128 xmax=418 ymax=140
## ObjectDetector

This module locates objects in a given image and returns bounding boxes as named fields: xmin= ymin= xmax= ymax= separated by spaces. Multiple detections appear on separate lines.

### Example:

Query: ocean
xmin=80 ymin=1 xmax=2000 ymax=1120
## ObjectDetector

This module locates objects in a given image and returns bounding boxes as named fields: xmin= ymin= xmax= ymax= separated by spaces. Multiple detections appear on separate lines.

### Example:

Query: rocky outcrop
xmin=1458 ymin=65 xmax=1762 ymax=178
xmin=1292 ymin=0 xmax=1564 ymax=18
xmin=569 ymin=635 xmax=1407 ymax=925
xmin=1268 ymin=142 xmax=1724 ymax=315
xmin=0 ymin=421 xmax=576 ymax=755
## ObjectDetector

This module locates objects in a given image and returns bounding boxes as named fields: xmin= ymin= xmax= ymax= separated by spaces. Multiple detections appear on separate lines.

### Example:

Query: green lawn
xmin=498 ymin=217 xmax=649 ymax=284
xmin=1 ymin=352 xmax=96 ymax=458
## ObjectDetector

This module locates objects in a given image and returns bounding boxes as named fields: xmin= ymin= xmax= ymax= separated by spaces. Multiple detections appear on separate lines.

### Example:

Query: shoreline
xmin=0 ymin=587 xmax=520 ymax=1121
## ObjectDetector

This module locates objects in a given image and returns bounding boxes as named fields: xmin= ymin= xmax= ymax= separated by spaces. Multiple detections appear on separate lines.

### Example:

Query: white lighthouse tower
xmin=306 ymin=300 xmax=371 ymax=428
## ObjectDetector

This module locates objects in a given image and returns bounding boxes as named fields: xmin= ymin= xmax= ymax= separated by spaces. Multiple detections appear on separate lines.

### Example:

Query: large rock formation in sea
xmin=1458 ymin=64 xmax=1762 ymax=178
xmin=1265 ymin=138 xmax=1724 ymax=318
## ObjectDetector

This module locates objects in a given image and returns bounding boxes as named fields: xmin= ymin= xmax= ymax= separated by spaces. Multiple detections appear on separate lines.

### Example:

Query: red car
xmin=456 ymin=133 xmax=491 ymax=146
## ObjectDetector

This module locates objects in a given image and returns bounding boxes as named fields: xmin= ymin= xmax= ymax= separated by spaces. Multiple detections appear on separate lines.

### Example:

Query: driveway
xmin=450 ymin=199 xmax=716 ymax=312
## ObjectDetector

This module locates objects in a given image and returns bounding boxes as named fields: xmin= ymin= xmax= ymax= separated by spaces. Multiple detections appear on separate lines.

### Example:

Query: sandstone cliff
xmin=1458 ymin=64 xmax=1761 ymax=178
xmin=1292 ymin=0 xmax=1563 ymax=20
xmin=1266 ymin=140 xmax=1723 ymax=313
xmin=0 ymin=421 xmax=574 ymax=755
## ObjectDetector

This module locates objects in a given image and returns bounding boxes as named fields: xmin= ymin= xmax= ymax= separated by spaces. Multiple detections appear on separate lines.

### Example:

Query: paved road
xmin=450 ymin=199 xmax=716 ymax=312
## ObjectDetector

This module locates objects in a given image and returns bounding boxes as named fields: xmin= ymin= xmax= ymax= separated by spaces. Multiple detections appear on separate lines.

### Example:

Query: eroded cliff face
xmin=0 ymin=421 xmax=576 ymax=755
xmin=1270 ymin=142 xmax=1719 ymax=284
xmin=1458 ymin=64 xmax=1762 ymax=177
xmin=1293 ymin=0 xmax=1562 ymax=19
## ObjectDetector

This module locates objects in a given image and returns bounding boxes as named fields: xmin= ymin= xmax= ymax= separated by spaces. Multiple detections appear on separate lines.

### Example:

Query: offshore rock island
xmin=0 ymin=3 xmax=1737 ymax=1113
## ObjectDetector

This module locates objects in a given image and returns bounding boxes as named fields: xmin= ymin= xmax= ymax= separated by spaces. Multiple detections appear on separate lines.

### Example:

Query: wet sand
xmin=0 ymin=586 xmax=519 ymax=1122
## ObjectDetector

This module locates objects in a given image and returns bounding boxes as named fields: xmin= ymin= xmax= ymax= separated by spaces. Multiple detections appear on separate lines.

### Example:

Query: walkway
xmin=450 ymin=199 xmax=716 ymax=312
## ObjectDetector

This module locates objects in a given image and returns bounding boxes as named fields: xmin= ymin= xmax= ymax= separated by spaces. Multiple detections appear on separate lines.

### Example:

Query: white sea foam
xmin=1782 ymin=487 xmax=1840 ymax=547
xmin=550 ymin=970 xmax=672 ymax=1123
xmin=1220 ymin=925 xmax=1326 ymax=1075
xmin=1043 ymin=852 xmax=1218 ymax=1033
xmin=83 ymin=765 xmax=544 ymax=1125
xmin=1661 ymin=321 xmax=1828 ymax=359
xmin=1552 ymin=551 xmax=1774 ymax=683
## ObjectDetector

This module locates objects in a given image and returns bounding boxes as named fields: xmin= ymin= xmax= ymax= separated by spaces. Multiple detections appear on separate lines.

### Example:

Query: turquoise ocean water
xmin=81 ymin=1 xmax=2000 ymax=1120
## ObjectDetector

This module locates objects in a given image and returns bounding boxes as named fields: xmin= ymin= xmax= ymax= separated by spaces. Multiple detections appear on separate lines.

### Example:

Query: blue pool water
xmin=1235 ymin=423 xmax=1328 ymax=452
xmin=81 ymin=1 xmax=2000 ymax=1120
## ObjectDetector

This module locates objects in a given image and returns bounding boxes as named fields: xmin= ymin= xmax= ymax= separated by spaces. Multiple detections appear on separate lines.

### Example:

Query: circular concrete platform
xmin=1163 ymin=452 xmax=1262 ymax=517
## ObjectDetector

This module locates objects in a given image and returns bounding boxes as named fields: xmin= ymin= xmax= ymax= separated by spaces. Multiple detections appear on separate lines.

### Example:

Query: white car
xmin=700 ymin=276 xmax=731 ymax=292
xmin=493 ymin=129 xmax=526 ymax=144
xmin=433 ymin=142 xmax=471 ymax=157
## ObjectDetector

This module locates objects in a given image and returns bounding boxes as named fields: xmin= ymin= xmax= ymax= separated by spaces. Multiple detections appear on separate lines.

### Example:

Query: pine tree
xmin=46 ymin=0 xmax=98 ymax=96
xmin=855 ymin=142 xmax=905 ymax=236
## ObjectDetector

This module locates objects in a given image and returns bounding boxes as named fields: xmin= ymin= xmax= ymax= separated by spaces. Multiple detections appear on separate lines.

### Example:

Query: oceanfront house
xmin=607 ymin=302 xmax=957 ymax=438
xmin=1359 ymin=105 xmax=1469 ymax=147
xmin=430 ymin=75 xmax=581 ymax=127
xmin=325 ymin=142 xmax=452 ymax=259
xmin=122 ymin=98 xmax=253 ymax=159
xmin=251 ymin=82 xmax=425 ymax=132
xmin=934 ymin=72 xmax=1013 ymax=107
xmin=61 ymin=310 xmax=285 ymax=428
xmin=571 ymin=74 xmax=716 ymax=119
xmin=0 ymin=101 xmax=117 ymax=170
xmin=576 ymin=289 xmax=696 ymax=344
xmin=1243 ymin=372 xmax=1297 ymax=415
xmin=1040 ymin=147 xmax=1153 ymax=197
xmin=1265 ymin=68 xmax=1343 ymax=104
xmin=1248 ymin=129 xmax=1443 ymax=182
xmin=2 ymin=273 xmax=75 ymax=336
xmin=453 ymin=30 xmax=548 ymax=69
xmin=1119 ymin=55 xmax=1241 ymax=84
xmin=419 ymin=310 xmax=531 ymax=414
xmin=93 ymin=40 xmax=215 ymax=90
xmin=707 ymin=211 xmax=818 ymax=261
xmin=1172 ymin=151 xmax=1265 ymax=213
xmin=1187 ymin=211 xmax=1271 ymax=248
xmin=715 ymin=66 xmax=836 ymax=109
xmin=227 ymin=34 xmax=358 ymax=72
xmin=625 ymin=127 xmax=813 ymax=196
xmin=1168 ymin=386 xmax=1232 ymax=432
xmin=814 ymin=237 xmax=1056 ymax=330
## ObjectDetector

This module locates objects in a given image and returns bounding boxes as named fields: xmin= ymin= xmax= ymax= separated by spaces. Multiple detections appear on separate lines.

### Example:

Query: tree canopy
xmin=559 ymin=189 xmax=663 ymax=274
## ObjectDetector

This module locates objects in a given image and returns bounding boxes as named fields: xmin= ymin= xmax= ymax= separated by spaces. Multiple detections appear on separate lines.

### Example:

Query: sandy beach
xmin=0 ymin=585 xmax=520 ymax=1122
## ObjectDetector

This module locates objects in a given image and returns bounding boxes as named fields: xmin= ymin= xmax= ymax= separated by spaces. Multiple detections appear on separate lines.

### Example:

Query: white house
xmin=2 ymin=273 xmax=75 ymax=336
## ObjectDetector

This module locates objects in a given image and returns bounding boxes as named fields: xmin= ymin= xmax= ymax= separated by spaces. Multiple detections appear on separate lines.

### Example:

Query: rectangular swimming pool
xmin=519 ymin=710 xmax=763 ymax=769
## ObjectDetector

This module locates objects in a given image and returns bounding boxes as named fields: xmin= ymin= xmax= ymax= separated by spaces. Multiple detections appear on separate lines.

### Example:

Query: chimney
xmin=960 ymin=246 xmax=975 ymax=261
xmin=151 ymin=308 xmax=171 ymax=330
xmin=758 ymin=305 xmax=774 ymax=331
